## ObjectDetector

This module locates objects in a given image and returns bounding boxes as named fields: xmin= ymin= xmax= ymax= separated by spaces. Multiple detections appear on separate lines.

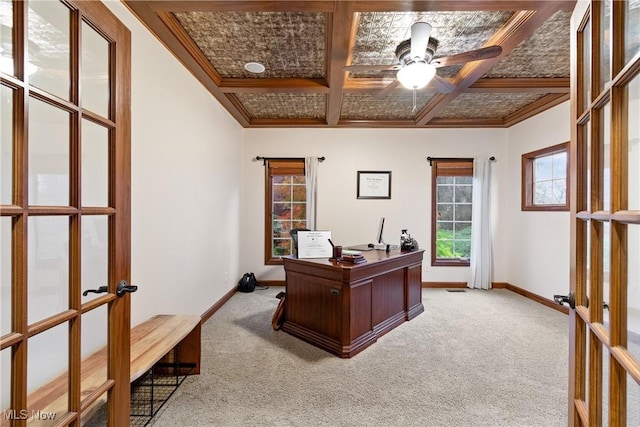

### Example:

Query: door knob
xmin=116 ymin=280 xmax=138 ymax=297
xmin=553 ymin=292 xmax=575 ymax=309
xmin=82 ymin=285 xmax=108 ymax=296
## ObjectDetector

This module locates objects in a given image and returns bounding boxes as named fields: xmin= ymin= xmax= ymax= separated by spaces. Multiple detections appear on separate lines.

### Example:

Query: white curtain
xmin=305 ymin=157 xmax=319 ymax=230
xmin=468 ymin=157 xmax=493 ymax=289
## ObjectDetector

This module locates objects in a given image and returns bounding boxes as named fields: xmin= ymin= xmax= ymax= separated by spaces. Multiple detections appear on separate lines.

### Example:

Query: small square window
xmin=522 ymin=142 xmax=569 ymax=211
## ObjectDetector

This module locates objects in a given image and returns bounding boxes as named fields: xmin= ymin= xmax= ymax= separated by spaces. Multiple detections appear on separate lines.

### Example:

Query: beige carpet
xmin=146 ymin=288 xmax=570 ymax=427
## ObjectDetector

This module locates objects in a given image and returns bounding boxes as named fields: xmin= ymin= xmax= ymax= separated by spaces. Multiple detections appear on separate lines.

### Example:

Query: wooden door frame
xmin=569 ymin=1 xmax=640 ymax=426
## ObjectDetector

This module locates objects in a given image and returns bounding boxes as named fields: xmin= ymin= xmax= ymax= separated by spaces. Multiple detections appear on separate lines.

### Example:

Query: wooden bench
xmin=5 ymin=315 xmax=201 ymax=427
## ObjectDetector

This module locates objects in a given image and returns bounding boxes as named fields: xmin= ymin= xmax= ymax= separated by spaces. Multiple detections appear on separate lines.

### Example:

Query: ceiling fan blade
xmin=344 ymin=64 xmax=401 ymax=72
xmin=410 ymin=22 xmax=432 ymax=60
xmin=429 ymin=75 xmax=456 ymax=93
xmin=375 ymin=79 xmax=401 ymax=98
xmin=432 ymin=45 xmax=502 ymax=68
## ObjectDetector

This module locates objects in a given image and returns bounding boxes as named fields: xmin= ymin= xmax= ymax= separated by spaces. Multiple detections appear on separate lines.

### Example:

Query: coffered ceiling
xmin=123 ymin=1 xmax=576 ymax=128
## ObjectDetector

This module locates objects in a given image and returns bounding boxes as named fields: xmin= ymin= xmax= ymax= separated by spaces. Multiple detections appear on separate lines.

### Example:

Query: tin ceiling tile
xmin=236 ymin=93 xmax=326 ymax=119
xmin=341 ymin=92 xmax=434 ymax=120
xmin=174 ymin=11 xmax=326 ymax=79
xmin=486 ymin=11 xmax=571 ymax=78
xmin=434 ymin=93 xmax=547 ymax=120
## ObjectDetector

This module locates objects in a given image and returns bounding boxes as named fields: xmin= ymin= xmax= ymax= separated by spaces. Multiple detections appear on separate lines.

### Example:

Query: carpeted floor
xmin=147 ymin=288 xmax=570 ymax=427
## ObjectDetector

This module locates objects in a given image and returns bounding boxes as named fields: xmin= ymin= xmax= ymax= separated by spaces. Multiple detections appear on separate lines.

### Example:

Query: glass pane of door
xmin=27 ymin=216 xmax=68 ymax=324
xmin=81 ymin=216 xmax=108 ymax=304
xmin=584 ymin=121 xmax=592 ymax=212
xmin=585 ymin=325 xmax=591 ymax=407
xmin=625 ymin=1 xmax=640 ymax=64
xmin=80 ymin=305 xmax=107 ymax=414
xmin=81 ymin=120 xmax=109 ymax=207
xmin=1 ymin=217 xmax=11 ymax=336
xmin=602 ymin=347 xmax=610 ymax=427
xmin=27 ymin=0 xmax=70 ymax=100
xmin=628 ymin=373 xmax=640 ymax=426
xmin=0 ymin=0 xmax=13 ymax=75
xmin=599 ymin=0 xmax=611 ymax=90
xmin=602 ymin=220 xmax=611 ymax=331
xmin=0 ymin=0 xmax=14 ymax=74
xmin=81 ymin=21 xmax=110 ymax=118
xmin=1 ymin=347 xmax=10 ymax=411
xmin=581 ymin=17 xmax=592 ymax=111
xmin=601 ymin=103 xmax=611 ymax=212
xmin=1 ymin=84 xmax=12 ymax=205
xmin=629 ymin=224 xmax=640 ymax=361
xmin=630 ymin=73 xmax=640 ymax=211
xmin=28 ymin=98 xmax=70 ymax=206
xmin=27 ymin=322 xmax=69 ymax=425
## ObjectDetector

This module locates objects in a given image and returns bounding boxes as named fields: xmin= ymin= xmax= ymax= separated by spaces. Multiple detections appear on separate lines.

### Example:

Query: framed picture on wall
xmin=357 ymin=171 xmax=391 ymax=199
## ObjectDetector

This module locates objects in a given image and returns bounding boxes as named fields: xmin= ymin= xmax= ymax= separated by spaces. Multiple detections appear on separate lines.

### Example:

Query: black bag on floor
xmin=237 ymin=272 xmax=257 ymax=293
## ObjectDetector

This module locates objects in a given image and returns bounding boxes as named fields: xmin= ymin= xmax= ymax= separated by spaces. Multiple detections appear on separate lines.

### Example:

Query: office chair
xmin=289 ymin=228 xmax=310 ymax=258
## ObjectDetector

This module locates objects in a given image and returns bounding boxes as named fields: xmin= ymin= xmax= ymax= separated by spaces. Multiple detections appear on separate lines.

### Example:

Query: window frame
xmin=521 ymin=142 xmax=570 ymax=211
xmin=264 ymin=159 xmax=306 ymax=265
xmin=431 ymin=158 xmax=474 ymax=267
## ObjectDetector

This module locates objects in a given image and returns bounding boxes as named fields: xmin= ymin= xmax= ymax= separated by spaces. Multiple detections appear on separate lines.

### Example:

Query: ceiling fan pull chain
xmin=412 ymin=89 xmax=417 ymax=114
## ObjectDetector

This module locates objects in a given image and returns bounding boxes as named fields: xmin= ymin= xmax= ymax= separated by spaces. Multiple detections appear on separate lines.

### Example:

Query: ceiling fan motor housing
xmin=395 ymin=37 xmax=439 ymax=65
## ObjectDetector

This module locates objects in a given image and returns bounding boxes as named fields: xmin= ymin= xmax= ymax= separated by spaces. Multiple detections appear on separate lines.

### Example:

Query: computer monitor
xmin=376 ymin=217 xmax=385 ymax=245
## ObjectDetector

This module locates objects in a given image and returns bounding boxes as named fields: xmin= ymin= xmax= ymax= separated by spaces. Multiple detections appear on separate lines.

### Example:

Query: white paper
xmin=297 ymin=231 xmax=333 ymax=259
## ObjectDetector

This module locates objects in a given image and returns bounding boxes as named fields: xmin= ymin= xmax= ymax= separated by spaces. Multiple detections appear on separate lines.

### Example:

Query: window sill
xmin=522 ymin=205 xmax=569 ymax=212
xmin=432 ymin=259 xmax=470 ymax=267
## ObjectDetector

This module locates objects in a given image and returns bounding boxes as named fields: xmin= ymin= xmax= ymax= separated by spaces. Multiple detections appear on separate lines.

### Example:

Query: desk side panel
xmin=285 ymin=271 xmax=342 ymax=341
xmin=371 ymin=269 xmax=405 ymax=329
xmin=406 ymin=263 xmax=424 ymax=319
xmin=348 ymin=280 xmax=373 ymax=343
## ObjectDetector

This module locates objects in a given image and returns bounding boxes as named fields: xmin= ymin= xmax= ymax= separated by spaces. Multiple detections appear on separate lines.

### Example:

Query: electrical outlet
xmin=224 ymin=272 xmax=228 ymax=283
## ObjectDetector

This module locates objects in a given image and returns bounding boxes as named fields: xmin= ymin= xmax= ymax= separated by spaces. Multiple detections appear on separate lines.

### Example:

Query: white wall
xmin=105 ymin=1 xmax=243 ymax=326
xmin=504 ymin=102 xmax=571 ymax=300
xmin=242 ymin=128 xmax=508 ymax=283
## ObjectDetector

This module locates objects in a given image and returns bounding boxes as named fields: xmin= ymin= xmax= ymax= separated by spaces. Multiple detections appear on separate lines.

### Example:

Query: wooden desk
xmin=282 ymin=249 xmax=424 ymax=358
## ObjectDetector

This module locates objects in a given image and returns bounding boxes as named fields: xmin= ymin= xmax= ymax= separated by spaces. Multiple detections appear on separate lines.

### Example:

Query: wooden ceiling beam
xmin=145 ymin=1 xmax=577 ymax=13
xmin=146 ymin=1 xmax=336 ymax=13
xmin=352 ymin=1 xmax=576 ymax=12
xmin=416 ymin=5 xmax=568 ymax=126
xmin=325 ymin=2 xmax=357 ymax=126
xmin=467 ymin=78 xmax=570 ymax=93
xmin=421 ymin=118 xmax=506 ymax=127
xmin=337 ymin=119 xmax=417 ymax=127
xmin=248 ymin=118 xmax=331 ymax=127
xmin=219 ymin=78 xmax=330 ymax=94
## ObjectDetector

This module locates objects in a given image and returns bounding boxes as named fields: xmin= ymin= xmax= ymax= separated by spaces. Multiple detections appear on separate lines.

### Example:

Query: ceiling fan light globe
xmin=397 ymin=62 xmax=436 ymax=90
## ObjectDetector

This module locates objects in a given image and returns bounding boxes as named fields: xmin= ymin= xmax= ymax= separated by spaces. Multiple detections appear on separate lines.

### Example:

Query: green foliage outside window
xmin=436 ymin=227 xmax=471 ymax=259
xmin=435 ymin=174 xmax=472 ymax=260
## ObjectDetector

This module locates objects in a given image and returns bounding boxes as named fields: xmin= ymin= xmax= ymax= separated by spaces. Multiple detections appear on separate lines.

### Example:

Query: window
xmin=264 ymin=159 xmax=306 ymax=264
xmin=431 ymin=159 xmax=473 ymax=266
xmin=521 ymin=142 xmax=569 ymax=211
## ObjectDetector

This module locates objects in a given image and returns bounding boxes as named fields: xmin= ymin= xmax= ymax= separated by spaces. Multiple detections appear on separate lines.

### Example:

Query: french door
xmin=1 ymin=1 xmax=131 ymax=426
xmin=569 ymin=1 xmax=640 ymax=426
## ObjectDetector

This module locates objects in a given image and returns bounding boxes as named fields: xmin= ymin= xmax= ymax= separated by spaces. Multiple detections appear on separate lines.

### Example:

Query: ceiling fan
xmin=345 ymin=22 xmax=503 ymax=96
